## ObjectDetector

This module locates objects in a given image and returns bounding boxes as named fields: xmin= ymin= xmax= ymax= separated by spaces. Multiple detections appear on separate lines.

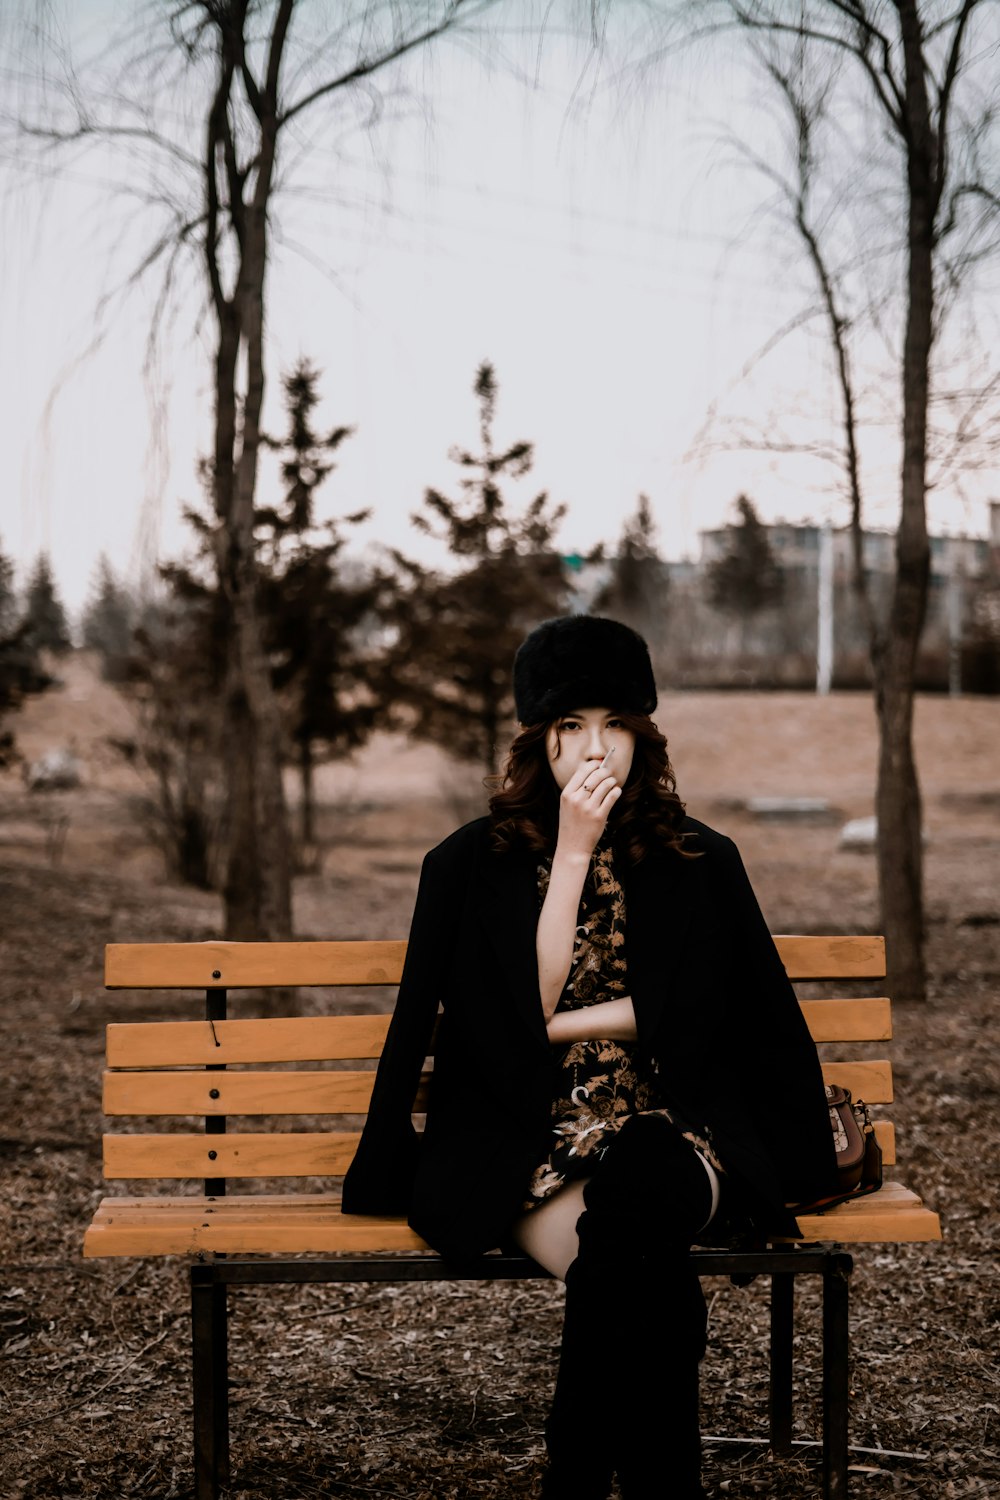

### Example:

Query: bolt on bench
xmin=84 ymin=937 xmax=941 ymax=1500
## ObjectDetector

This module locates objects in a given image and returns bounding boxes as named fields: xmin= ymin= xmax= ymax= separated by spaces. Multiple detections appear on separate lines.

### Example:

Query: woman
xmin=343 ymin=614 xmax=837 ymax=1500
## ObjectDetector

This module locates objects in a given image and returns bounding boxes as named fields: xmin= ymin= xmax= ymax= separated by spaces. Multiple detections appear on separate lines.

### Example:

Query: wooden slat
xmin=83 ymin=1179 xmax=939 ymax=1258
xmin=105 ymin=941 xmax=407 ymax=990
xmin=87 ymin=1194 xmax=352 ymax=1220
xmin=775 ymin=934 xmax=885 ymax=979
xmin=83 ymin=1196 xmax=427 ymax=1258
xmin=791 ymin=1182 xmax=942 ymax=1243
xmin=873 ymin=1121 xmax=895 ymax=1165
xmin=102 ymin=1114 xmax=893 ymax=1183
xmin=103 ymin=1069 xmax=431 ymax=1116
xmin=105 ymin=1069 xmax=372 ymax=1116
xmin=800 ymin=997 xmax=892 ymax=1043
xmin=105 ymin=998 xmax=891 ymax=1070
xmin=106 ymin=998 xmax=889 ymax=1068
xmin=103 ymin=1131 xmax=360 ymax=1179
xmin=106 ymin=1015 xmax=394 ymax=1067
xmin=104 ymin=934 xmax=884 ymax=990
xmin=820 ymin=1059 xmax=893 ymax=1103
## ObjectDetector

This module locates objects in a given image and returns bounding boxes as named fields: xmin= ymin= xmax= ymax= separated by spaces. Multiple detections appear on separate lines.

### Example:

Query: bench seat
xmin=84 ymin=1180 xmax=940 ymax=1258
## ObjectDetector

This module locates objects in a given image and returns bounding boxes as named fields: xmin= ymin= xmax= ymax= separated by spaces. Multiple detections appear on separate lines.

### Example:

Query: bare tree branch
xmin=15 ymin=118 xmax=202 ymax=173
xmin=935 ymin=0 xmax=980 ymax=196
xmin=204 ymin=43 xmax=236 ymax=317
xmin=279 ymin=0 xmax=493 ymax=128
xmin=724 ymin=3 xmax=906 ymax=130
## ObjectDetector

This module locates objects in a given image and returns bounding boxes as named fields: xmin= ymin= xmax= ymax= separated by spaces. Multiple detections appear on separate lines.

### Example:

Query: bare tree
xmin=6 ymin=0 xmax=495 ymax=937
xmin=667 ymin=1 xmax=1000 ymax=1000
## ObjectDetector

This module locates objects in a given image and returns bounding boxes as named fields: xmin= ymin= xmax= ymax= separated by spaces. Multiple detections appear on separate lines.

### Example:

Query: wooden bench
xmin=84 ymin=936 xmax=941 ymax=1500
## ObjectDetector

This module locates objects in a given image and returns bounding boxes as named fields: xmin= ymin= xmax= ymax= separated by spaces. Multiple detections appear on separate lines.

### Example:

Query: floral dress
xmin=522 ymin=839 xmax=724 ymax=1211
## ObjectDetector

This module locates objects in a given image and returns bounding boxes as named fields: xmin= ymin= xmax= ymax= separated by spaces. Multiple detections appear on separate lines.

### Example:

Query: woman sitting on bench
xmin=343 ymin=614 xmax=837 ymax=1500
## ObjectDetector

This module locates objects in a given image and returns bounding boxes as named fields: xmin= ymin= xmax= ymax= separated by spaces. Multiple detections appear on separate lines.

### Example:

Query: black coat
xmin=341 ymin=814 xmax=838 ymax=1260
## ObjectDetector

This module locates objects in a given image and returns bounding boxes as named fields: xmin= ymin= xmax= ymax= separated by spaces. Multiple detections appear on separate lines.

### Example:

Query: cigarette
xmin=598 ymin=746 xmax=615 ymax=771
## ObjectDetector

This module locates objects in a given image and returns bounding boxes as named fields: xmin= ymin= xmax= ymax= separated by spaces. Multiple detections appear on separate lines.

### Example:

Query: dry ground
xmin=0 ymin=656 xmax=998 ymax=1500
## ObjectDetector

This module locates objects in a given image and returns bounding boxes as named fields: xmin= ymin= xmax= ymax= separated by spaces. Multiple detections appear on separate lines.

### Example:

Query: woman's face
xmin=544 ymin=707 xmax=636 ymax=793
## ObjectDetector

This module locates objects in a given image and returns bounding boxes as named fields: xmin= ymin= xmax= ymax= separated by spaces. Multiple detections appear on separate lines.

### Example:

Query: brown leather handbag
xmin=791 ymin=1083 xmax=883 ymax=1214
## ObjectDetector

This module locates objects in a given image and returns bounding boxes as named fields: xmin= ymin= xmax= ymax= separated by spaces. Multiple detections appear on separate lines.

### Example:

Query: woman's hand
xmin=536 ymin=756 xmax=623 ymax=1023
xmin=536 ymin=756 xmax=620 ymax=1020
xmin=555 ymin=757 xmax=622 ymax=861
xmin=546 ymin=996 xmax=637 ymax=1046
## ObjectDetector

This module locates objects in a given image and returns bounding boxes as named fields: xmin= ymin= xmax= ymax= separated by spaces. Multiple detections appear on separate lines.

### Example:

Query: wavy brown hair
xmin=488 ymin=711 xmax=697 ymax=864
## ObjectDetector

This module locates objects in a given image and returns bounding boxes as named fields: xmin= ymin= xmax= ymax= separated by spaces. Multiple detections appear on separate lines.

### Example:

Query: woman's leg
xmin=511 ymin=1153 xmax=719 ymax=1286
xmin=511 ymin=1180 xmax=589 ymax=1281
xmin=513 ymin=1184 xmax=615 ymax=1496
xmin=546 ymin=1117 xmax=715 ymax=1499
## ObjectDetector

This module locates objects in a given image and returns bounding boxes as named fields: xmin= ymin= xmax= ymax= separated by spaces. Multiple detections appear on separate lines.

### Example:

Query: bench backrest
xmin=101 ymin=937 xmax=895 ymax=1193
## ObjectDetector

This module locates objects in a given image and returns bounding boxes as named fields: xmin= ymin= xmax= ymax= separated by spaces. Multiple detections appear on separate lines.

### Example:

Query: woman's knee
xmin=581 ymin=1115 xmax=716 ymax=1249
xmin=511 ymin=1179 xmax=588 ymax=1281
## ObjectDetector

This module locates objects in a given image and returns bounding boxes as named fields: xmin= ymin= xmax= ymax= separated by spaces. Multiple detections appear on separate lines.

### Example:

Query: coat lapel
xmin=623 ymin=846 xmax=700 ymax=1048
xmin=475 ymin=843 xmax=550 ymax=1047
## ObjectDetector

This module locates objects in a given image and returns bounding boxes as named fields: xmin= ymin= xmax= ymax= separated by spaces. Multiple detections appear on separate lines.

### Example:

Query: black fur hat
xmin=513 ymin=615 xmax=657 ymax=725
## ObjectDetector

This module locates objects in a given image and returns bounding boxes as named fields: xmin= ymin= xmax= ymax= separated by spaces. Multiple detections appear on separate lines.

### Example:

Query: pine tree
xmin=384 ymin=361 xmax=571 ymax=773
xmin=128 ymin=585 xmax=225 ymax=890
xmin=708 ymin=495 xmax=784 ymax=618
xmin=595 ymin=495 xmax=669 ymax=649
xmin=22 ymin=553 xmax=72 ymax=655
xmin=0 ymin=538 xmax=52 ymax=766
xmin=128 ymin=358 xmax=383 ymax=879
xmin=0 ymin=544 xmax=16 ymax=639
xmin=257 ymin=359 xmax=383 ymax=846
xmin=82 ymin=555 xmax=136 ymax=681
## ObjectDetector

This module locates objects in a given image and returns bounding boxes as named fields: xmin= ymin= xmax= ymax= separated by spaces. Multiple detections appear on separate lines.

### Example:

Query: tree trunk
xmin=875 ymin=673 xmax=925 ymax=1000
xmin=876 ymin=0 xmax=935 ymax=1002
xmin=203 ymin=10 xmax=292 ymax=941
xmin=300 ymin=735 xmax=315 ymax=847
xmin=221 ymin=576 xmax=292 ymax=939
xmin=213 ymin=267 xmax=292 ymax=939
xmin=221 ymin=119 xmax=292 ymax=940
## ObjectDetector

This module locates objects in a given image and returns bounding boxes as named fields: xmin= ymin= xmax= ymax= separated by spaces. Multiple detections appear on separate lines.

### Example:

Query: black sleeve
xmin=711 ymin=834 xmax=839 ymax=1204
xmin=341 ymin=838 xmax=463 ymax=1216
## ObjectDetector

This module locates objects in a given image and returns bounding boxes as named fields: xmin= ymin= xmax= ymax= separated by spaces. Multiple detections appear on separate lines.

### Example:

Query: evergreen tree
xmin=0 ymin=544 xmax=16 ymax=639
xmin=258 ymin=359 xmax=384 ymax=846
xmin=707 ymin=495 xmax=785 ymax=618
xmin=385 ymin=361 xmax=572 ymax=773
xmin=128 ymin=585 xmax=225 ymax=890
xmin=128 ymin=358 xmax=382 ymax=878
xmin=0 ymin=538 xmax=52 ymax=766
xmin=82 ymin=555 xmax=136 ymax=681
xmin=22 ymin=553 xmax=72 ymax=654
xmin=595 ymin=495 xmax=669 ymax=648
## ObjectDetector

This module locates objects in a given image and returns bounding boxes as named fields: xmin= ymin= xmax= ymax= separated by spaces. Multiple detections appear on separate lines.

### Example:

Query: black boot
xmin=539 ymin=1453 xmax=615 ymax=1500
xmin=541 ymin=1252 xmax=616 ymax=1500
xmin=612 ymin=1334 xmax=705 ymax=1496
xmin=575 ymin=1118 xmax=713 ymax=1499
xmin=608 ymin=1245 xmax=707 ymax=1500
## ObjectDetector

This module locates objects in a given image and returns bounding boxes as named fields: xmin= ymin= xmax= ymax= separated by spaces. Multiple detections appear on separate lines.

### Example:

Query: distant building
xmin=698 ymin=515 xmax=994 ymax=584
xmin=670 ymin=504 xmax=1000 ymax=690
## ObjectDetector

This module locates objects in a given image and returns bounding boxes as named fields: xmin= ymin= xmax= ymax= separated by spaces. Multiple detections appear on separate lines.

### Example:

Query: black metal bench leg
xmin=769 ymin=1267 xmax=795 ymax=1456
xmin=191 ymin=1269 xmax=230 ymax=1498
xmin=212 ymin=1280 xmax=231 ymax=1487
xmin=821 ymin=1253 xmax=853 ymax=1500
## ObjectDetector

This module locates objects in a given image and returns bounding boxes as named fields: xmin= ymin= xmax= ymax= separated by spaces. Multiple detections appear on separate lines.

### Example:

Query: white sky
xmin=1 ymin=0 xmax=997 ymax=616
